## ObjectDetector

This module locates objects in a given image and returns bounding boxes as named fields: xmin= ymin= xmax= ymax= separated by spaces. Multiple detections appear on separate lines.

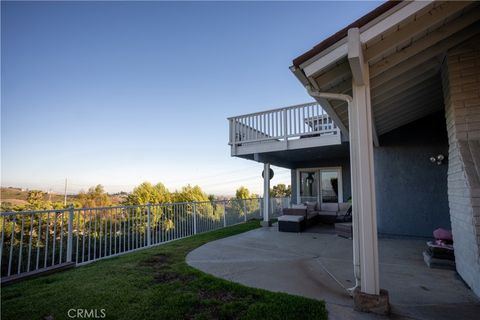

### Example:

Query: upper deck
xmin=228 ymin=102 xmax=342 ymax=157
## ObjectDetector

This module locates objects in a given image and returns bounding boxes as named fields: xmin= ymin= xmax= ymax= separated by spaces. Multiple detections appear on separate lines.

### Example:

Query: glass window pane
xmin=321 ymin=171 xmax=338 ymax=203
xmin=299 ymin=171 xmax=317 ymax=203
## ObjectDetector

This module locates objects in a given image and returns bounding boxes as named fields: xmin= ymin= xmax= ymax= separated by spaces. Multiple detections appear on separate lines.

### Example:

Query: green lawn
xmin=1 ymin=221 xmax=327 ymax=320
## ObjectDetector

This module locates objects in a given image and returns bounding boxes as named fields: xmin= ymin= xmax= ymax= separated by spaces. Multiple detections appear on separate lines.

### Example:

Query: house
xmin=228 ymin=0 xmax=480 ymax=312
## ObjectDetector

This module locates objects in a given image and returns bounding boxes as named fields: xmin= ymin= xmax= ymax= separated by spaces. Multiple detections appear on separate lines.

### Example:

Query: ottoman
xmin=278 ymin=215 xmax=305 ymax=232
xmin=335 ymin=222 xmax=353 ymax=238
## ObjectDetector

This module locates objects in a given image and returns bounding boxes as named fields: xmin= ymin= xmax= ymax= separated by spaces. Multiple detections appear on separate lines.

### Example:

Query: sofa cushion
xmin=317 ymin=211 xmax=337 ymax=217
xmin=320 ymin=203 xmax=339 ymax=212
xmin=283 ymin=208 xmax=306 ymax=216
xmin=292 ymin=204 xmax=307 ymax=209
xmin=278 ymin=215 xmax=304 ymax=222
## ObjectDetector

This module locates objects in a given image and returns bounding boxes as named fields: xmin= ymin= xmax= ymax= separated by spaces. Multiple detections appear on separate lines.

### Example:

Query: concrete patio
xmin=186 ymin=224 xmax=480 ymax=320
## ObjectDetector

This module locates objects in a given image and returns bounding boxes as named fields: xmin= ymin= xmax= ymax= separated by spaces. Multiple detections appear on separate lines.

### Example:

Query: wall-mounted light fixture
xmin=430 ymin=154 xmax=445 ymax=165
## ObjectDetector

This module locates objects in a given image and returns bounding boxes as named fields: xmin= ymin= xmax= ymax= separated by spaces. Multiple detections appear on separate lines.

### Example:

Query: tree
xmin=234 ymin=186 xmax=260 ymax=217
xmin=126 ymin=182 xmax=171 ymax=205
xmin=270 ymin=184 xmax=291 ymax=198
xmin=172 ymin=185 xmax=209 ymax=203
xmin=27 ymin=190 xmax=45 ymax=208
xmin=78 ymin=184 xmax=112 ymax=208
xmin=235 ymin=186 xmax=251 ymax=199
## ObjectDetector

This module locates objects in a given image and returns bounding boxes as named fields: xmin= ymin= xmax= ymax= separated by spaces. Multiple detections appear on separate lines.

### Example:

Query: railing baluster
xmin=7 ymin=215 xmax=16 ymax=277
xmin=51 ymin=212 xmax=57 ymax=266
xmin=26 ymin=213 xmax=34 ymax=272
xmin=114 ymin=208 xmax=118 ymax=254
xmin=75 ymin=209 xmax=80 ymax=263
xmin=44 ymin=213 xmax=50 ymax=268
xmin=0 ymin=216 xmax=6 ymax=275
xmin=82 ymin=211 xmax=86 ymax=263
xmin=109 ymin=208 xmax=113 ymax=255
xmin=17 ymin=215 xmax=25 ymax=274
xmin=99 ymin=209 xmax=103 ymax=258
xmin=59 ymin=211 xmax=65 ymax=264
xmin=104 ymin=209 xmax=108 ymax=254
xmin=93 ymin=209 xmax=97 ymax=260
xmin=35 ymin=215 xmax=42 ymax=271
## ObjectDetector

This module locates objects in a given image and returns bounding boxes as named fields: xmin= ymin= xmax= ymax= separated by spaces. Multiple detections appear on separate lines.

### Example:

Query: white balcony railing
xmin=228 ymin=102 xmax=340 ymax=147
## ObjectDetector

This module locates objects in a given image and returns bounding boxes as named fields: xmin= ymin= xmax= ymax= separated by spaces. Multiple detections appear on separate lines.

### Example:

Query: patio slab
xmin=186 ymin=224 xmax=480 ymax=320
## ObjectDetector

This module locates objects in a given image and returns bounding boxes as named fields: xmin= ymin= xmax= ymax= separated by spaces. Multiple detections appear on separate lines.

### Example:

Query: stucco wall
xmin=374 ymin=112 xmax=450 ymax=237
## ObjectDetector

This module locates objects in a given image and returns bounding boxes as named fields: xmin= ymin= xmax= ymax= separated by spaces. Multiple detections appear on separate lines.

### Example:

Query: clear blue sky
xmin=1 ymin=1 xmax=380 ymax=195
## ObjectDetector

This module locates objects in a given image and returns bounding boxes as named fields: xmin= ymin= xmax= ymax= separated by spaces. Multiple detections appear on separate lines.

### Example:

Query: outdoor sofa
xmin=281 ymin=202 xmax=351 ymax=225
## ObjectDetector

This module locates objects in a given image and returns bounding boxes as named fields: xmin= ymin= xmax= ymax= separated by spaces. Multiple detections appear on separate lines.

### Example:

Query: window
xmin=297 ymin=168 xmax=342 ymax=204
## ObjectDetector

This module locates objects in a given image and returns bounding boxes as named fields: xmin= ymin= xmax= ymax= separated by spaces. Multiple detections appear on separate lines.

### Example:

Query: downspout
xmin=306 ymin=85 xmax=361 ymax=295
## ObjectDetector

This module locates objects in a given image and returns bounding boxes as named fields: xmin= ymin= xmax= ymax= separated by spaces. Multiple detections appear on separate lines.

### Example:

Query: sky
xmin=1 ymin=1 xmax=381 ymax=196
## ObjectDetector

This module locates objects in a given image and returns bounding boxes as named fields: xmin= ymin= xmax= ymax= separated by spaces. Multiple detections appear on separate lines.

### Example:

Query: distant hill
xmin=1 ymin=187 xmax=65 ymax=203
xmin=1 ymin=187 xmax=127 ymax=212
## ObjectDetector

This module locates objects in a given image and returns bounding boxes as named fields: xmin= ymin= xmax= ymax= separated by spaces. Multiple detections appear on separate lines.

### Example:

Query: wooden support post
xmin=348 ymin=28 xmax=380 ymax=296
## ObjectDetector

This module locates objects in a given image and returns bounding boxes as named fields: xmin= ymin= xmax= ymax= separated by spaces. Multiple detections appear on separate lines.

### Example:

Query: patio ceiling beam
xmin=301 ymin=1 xmax=433 ymax=77
xmin=319 ymin=77 xmax=351 ymax=94
xmin=374 ymin=87 xmax=442 ymax=122
xmin=377 ymin=98 xmax=443 ymax=135
xmin=370 ymin=9 xmax=480 ymax=78
xmin=375 ymin=77 xmax=441 ymax=112
xmin=312 ymin=61 xmax=351 ymax=90
xmin=372 ymin=76 xmax=441 ymax=112
xmin=371 ymin=62 xmax=440 ymax=100
xmin=369 ymin=17 xmax=480 ymax=89
xmin=364 ymin=1 xmax=471 ymax=62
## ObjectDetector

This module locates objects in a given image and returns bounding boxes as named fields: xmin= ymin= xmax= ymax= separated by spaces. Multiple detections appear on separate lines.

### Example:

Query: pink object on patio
xmin=433 ymin=228 xmax=453 ymax=241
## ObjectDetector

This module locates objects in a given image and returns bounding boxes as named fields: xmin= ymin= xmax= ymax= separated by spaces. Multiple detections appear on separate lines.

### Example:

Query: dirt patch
xmin=139 ymin=253 xmax=197 ymax=284
xmin=139 ymin=253 xmax=171 ymax=268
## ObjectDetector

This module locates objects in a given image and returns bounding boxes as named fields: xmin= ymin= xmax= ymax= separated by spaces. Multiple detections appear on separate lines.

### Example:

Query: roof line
xmin=292 ymin=0 xmax=402 ymax=68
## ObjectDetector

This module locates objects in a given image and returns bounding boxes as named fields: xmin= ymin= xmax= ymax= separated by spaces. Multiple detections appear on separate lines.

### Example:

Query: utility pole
xmin=64 ymin=178 xmax=68 ymax=206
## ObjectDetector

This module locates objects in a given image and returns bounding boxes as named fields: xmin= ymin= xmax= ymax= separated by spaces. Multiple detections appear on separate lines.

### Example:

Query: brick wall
xmin=441 ymin=34 xmax=480 ymax=297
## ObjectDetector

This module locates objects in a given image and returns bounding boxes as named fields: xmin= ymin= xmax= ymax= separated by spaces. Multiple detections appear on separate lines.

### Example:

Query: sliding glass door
xmin=298 ymin=168 xmax=342 ymax=205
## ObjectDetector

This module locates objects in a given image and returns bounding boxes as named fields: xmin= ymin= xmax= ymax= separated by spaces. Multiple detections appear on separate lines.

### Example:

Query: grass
xmin=1 ymin=221 xmax=327 ymax=320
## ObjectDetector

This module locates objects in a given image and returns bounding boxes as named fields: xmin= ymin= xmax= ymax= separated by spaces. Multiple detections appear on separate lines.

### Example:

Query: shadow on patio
xmin=186 ymin=223 xmax=480 ymax=320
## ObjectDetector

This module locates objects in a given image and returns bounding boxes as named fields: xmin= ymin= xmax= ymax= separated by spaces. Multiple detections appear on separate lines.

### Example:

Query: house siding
xmin=441 ymin=35 xmax=480 ymax=297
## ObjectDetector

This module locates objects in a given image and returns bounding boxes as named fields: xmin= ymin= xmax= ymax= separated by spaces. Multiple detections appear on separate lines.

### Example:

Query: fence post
xmin=147 ymin=203 xmax=151 ymax=246
xmin=243 ymin=199 xmax=247 ymax=223
xmin=223 ymin=201 xmax=227 ymax=228
xmin=67 ymin=206 xmax=74 ymax=263
xmin=193 ymin=202 xmax=197 ymax=235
